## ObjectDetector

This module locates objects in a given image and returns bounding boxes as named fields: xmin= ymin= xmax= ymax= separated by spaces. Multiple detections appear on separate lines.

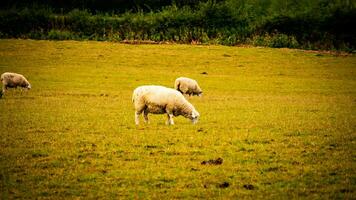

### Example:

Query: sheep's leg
xmin=166 ymin=114 xmax=171 ymax=125
xmin=134 ymin=103 xmax=146 ymax=125
xmin=166 ymin=113 xmax=174 ymax=125
xmin=143 ymin=110 xmax=149 ymax=123
xmin=165 ymin=114 xmax=169 ymax=125
xmin=135 ymin=111 xmax=142 ymax=125
xmin=2 ymin=85 xmax=6 ymax=95
xmin=169 ymin=114 xmax=175 ymax=125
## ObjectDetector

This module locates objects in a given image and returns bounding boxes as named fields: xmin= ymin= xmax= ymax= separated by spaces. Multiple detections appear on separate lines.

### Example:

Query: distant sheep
xmin=1 ymin=72 xmax=31 ymax=96
xmin=132 ymin=85 xmax=200 ymax=125
xmin=174 ymin=77 xmax=202 ymax=96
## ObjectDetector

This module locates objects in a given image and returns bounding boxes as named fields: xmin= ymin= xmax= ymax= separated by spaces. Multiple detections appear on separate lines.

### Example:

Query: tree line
xmin=0 ymin=0 xmax=355 ymax=51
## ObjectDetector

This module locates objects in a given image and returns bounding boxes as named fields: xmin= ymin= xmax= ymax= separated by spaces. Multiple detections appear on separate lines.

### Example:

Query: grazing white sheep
xmin=174 ymin=77 xmax=202 ymax=96
xmin=1 ymin=72 xmax=31 ymax=96
xmin=132 ymin=85 xmax=200 ymax=125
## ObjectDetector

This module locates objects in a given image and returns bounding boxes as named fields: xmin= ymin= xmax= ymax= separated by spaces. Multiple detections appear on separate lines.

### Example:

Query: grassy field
xmin=0 ymin=39 xmax=355 ymax=199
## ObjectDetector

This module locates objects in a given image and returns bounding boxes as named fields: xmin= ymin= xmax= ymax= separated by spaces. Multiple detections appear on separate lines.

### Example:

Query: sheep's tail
xmin=174 ymin=80 xmax=183 ymax=94
xmin=132 ymin=89 xmax=137 ymax=103
xmin=174 ymin=79 xmax=179 ymax=89
xmin=0 ymin=76 xmax=3 ymax=98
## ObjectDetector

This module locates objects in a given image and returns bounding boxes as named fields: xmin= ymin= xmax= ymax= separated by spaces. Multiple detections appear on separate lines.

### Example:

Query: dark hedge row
xmin=0 ymin=0 xmax=209 ymax=13
xmin=0 ymin=0 xmax=355 ymax=51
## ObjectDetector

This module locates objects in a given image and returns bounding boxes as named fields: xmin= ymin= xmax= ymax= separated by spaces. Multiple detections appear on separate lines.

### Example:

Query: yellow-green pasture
xmin=0 ymin=39 xmax=355 ymax=199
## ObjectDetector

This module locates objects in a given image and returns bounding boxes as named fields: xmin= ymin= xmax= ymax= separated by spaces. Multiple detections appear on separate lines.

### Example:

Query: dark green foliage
xmin=250 ymin=33 xmax=299 ymax=48
xmin=0 ymin=0 xmax=355 ymax=50
xmin=258 ymin=10 xmax=356 ymax=50
xmin=47 ymin=30 xmax=75 ymax=40
xmin=0 ymin=0 xmax=209 ymax=13
xmin=0 ymin=8 xmax=51 ymax=38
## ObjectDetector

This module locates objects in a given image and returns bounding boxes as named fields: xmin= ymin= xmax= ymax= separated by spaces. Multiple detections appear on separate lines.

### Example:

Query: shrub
xmin=47 ymin=29 xmax=74 ymax=40
xmin=250 ymin=33 xmax=299 ymax=48
xmin=66 ymin=9 xmax=93 ymax=35
xmin=0 ymin=0 xmax=354 ymax=51
xmin=269 ymin=33 xmax=299 ymax=48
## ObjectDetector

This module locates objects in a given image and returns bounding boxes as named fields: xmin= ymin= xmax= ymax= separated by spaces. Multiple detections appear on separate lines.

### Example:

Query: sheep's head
xmin=194 ymin=85 xmax=203 ymax=96
xmin=22 ymin=80 xmax=31 ymax=90
xmin=191 ymin=110 xmax=200 ymax=124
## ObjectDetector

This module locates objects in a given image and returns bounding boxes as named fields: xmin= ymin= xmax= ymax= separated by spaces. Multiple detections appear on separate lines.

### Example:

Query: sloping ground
xmin=0 ymin=39 xmax=355 ymax=199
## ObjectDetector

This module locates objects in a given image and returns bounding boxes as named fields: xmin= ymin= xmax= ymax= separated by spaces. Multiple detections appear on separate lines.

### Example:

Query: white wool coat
xmin=174 ymin=77 xmax=202 ymax=96
xmin=132 ymin=85 xmax=199 ymax=125
xmin=1 ymin=72 xmax=31 ymax=91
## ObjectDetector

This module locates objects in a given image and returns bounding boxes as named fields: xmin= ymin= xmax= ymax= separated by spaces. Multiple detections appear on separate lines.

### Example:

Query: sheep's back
xmin=1 ymin=72 xmax=26 ymax=83
xmin=176 ymin=77 xmax=197 ymax=86
xmin=133 ymin=85 xmax=185 ymax=105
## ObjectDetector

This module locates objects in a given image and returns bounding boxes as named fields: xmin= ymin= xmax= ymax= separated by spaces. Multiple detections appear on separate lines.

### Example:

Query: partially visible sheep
xmin=1 ymin=72 xmax=31 ymax=96
xmin=132 ymin=85 xmax=200 ymax=125
xmin=174 ymin=77 xmax=202 ymax=96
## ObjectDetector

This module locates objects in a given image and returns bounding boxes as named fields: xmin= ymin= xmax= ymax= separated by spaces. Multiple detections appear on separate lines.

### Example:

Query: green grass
xmin=0 ymin=39 xmax=355 ymax=199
